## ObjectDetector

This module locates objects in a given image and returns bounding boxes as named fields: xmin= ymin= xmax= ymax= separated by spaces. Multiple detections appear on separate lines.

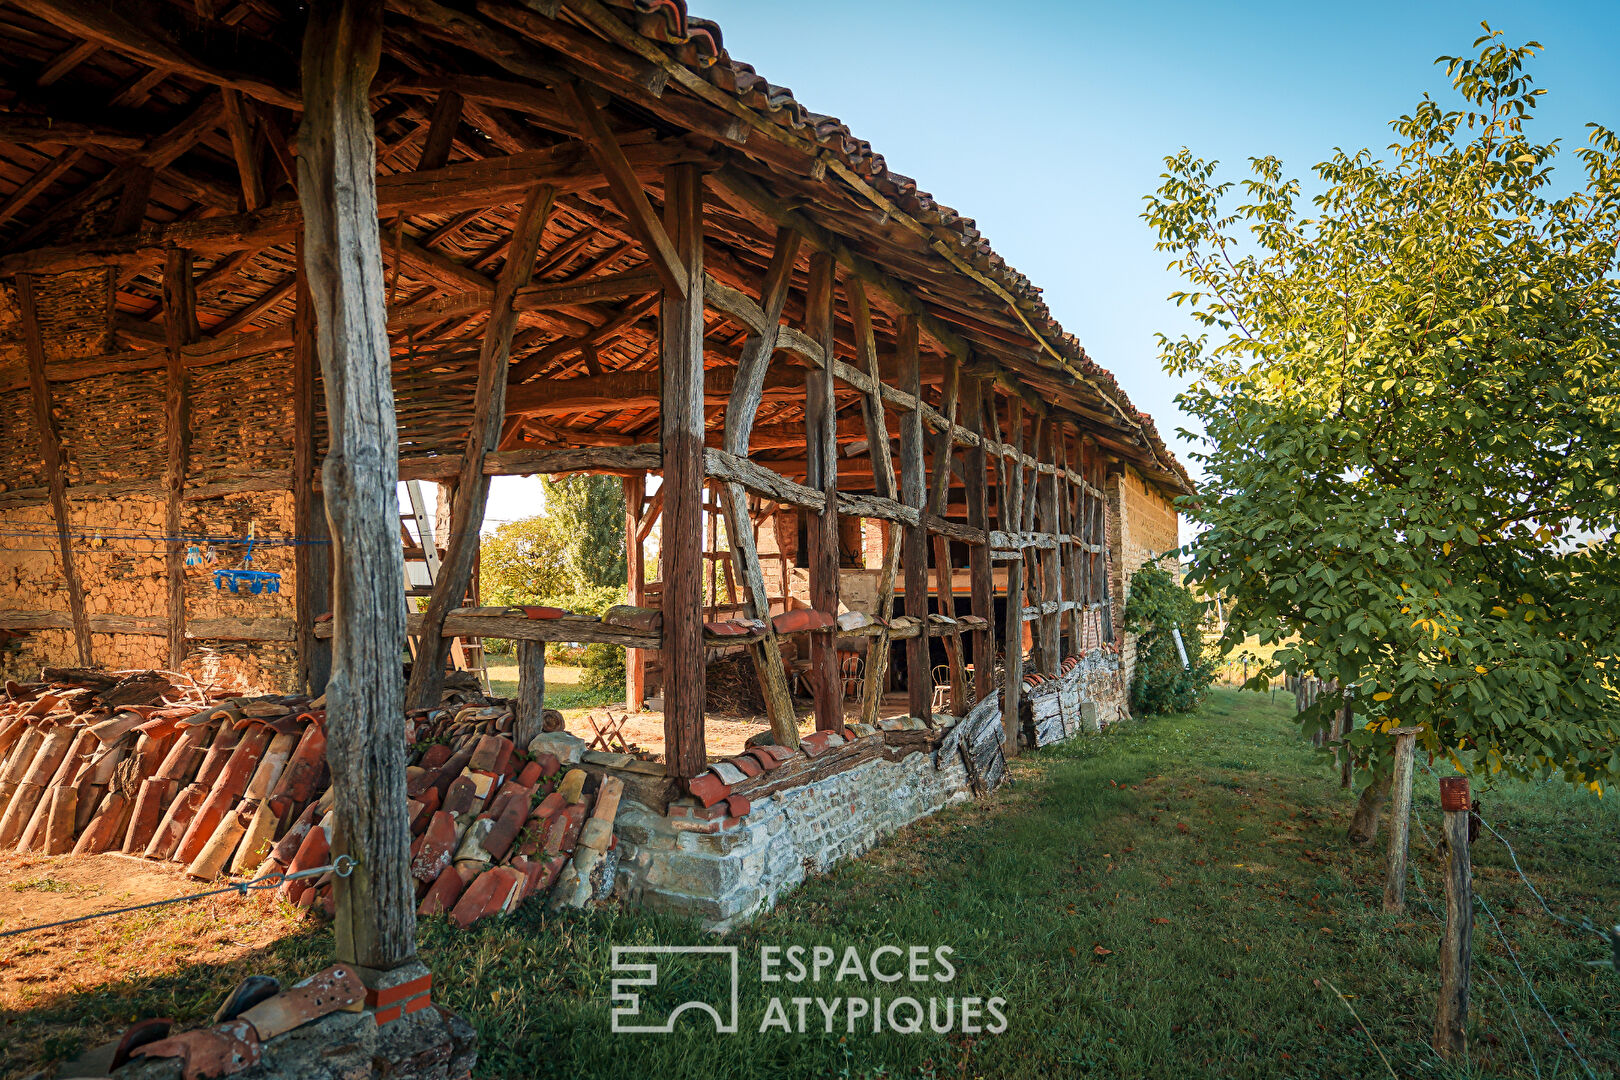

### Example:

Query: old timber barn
xmin=0 ymin=0 xmax=1189 ymax=934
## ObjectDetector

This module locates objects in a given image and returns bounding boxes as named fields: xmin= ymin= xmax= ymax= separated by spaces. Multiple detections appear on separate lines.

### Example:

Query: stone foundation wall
xmin=614 ymin=743 xmax=972 ymax=930
xmin=612 ymin=652 xmax=1123 ymax=930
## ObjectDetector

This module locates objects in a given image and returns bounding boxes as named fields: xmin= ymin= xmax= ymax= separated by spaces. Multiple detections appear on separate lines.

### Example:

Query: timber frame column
xmin=897 ymin=316 xmax=930 ymax=722
xmin=660 ymin=162 xmax=708 ymax=780
xmin=294 ymin=235 xmax=333 ymax=694
xmin=623 ymin=475 xmax=646 ymax=710
xmin=804 ymin=251 xmax=841 ymax=731
xmin=1000 ymin=395 xmax=1024 ymax=756
xmin=963 ymin=377 xmax=994 ymax=703
xmin=17 ymin=276 xmax=93 ymax=666
xmin=161 ymin=249 xmax=196 ymax=672
xmin=297 ymin=0 xmax=414 ymax=974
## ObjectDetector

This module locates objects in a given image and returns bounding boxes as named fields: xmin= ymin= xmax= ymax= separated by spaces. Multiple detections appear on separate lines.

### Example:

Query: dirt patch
xmin=0 ymin=853 xmax=319 ymax=1017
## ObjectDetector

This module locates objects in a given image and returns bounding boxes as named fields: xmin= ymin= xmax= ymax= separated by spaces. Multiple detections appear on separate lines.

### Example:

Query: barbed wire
xmin=0 ymin=855 xmax=356 ymax=939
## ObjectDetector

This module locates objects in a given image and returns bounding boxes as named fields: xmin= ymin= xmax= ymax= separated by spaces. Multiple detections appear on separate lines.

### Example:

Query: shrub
xmin=1123 ymin=563 xmax=1217 ymax=715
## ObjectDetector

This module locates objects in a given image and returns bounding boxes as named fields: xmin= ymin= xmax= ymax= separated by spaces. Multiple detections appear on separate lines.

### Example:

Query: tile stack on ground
xmin=0 ymin=670 xmax=628 ymax=926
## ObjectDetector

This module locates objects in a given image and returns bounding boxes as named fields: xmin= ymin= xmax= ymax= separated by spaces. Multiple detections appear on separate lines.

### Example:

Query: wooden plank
xmin=406 ymin=182 xmax=554 ymax=710
xmin=220 ymin=89 xmax=266 ymax=211
xmin=416 ymin=88 xmax=463 ymax=170
xmin=721 ymin=227 xmax=800 ymax=456
xmin=1038 ymin=423 xmax=1062 ymax=672
xmin=803 ymin=251 xmax=841 ymax=732
xmin=559 ymin=81 xmax=687 ymax=298
xmin=161 ymin=248 xmax=197 ymax=670
xmin=17 ymin=276 xmax=93 ymax=666
xmin=718 ymin=482 xmax=799 ymax=746
xmin=1001 ymin=395 xmax=1024 ymax=757
xmin=296 ymin=0 xmax=413 ymax=974
xmin=293 ymin=234 xmax=332 ymax=694
xmin=963 ymin=378 xmax=994 ymax=702
xmin=623 ymin=475 xmax=647 ymax=710
xmin=898 ymin=316 xmax=931 ymax=722
xmin=659 ymin=163 xmax=708 ymax=780
xmin=514 ymin=639 xmax=546 ymax=749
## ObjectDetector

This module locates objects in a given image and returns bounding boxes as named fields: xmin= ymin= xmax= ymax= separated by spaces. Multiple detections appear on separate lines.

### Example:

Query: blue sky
xmin=689 ymin=0 xmax=1620 ymax=475
xmin=482 ymin=1 xmax=1619 ymax=528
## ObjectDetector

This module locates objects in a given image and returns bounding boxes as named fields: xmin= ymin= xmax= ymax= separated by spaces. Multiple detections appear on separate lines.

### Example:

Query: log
xmin=659 ymin=162 xmax=708 ymax=781
xmin=298 ymin=0 xmax=415 ymax=973
xmin=803 ymin=251 xmax=842 ymax=732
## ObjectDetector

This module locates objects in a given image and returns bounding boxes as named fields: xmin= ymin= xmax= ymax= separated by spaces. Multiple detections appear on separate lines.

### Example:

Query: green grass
xmin=5 ymin=689 xmax=1614 ymax=1079
xmin=483 ymin=661 xmax=619 ymax=712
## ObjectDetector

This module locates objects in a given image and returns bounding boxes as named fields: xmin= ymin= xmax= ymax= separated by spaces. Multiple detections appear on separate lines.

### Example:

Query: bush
xmin=1123 ymin=563 xmax=1217 ymax=715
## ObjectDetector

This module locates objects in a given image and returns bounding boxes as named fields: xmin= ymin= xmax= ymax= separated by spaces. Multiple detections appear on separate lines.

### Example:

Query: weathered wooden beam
xmin=416 ymin=88 xmax=464 ymax=171
xmin=898 ymin=316 xmax=931 ymax=723
xmin=297 ymin=0 xmax=413 ymax=975
xmin=0 ymin=149 xmax=86 ymax=229
xmin=17 ymin=275 xmax=92 ymax=666
xmin=408 ymin=183 xmax=555 ymax=710
xmin=293 ymin=234 xmax=332 ymax=695
xmin=560 ymin=81 xmax=687 ymax=298
xmin=1038 ymin=423 xmax=1062 ymax=672
xmin=220 ymin=89 xmax=266 ymax=211
xmin=963 ymin=377 xmax=994 ymax=702
xmin=0 ymin=115 xmax=145 ymax=150
xmin=0 ymin=136 xmax=700 ymax=277
xmin=623 ymin=474 xmax=647 ymax=710
xmin=505 ymin=366 xmax=802 ymax=418
xmin=803 ymin=250 xmax=842 ymax=732
xmin=659 ymin=162 xmax=708 ymax=780
xmin=1001 ymin=395 xmax=1024 ymax=757
xmin=314 ymin=610 xmax=658 ymax=648
xmin=0 ymin=611 xmax=296 ymax=640
xmin=703 ymin=449 xmax=824 ymax=511
xmin=718 ymin=481 xmax=800 ymax=746
xmin=162 ymin=248 xmax=197 ymax=669
xmin=10 ymin=0 xmax=299 ymax=108
xmin=722 ymin=227 xmax=801 ymax=455
xmin=514 ymin=639 xmax=546 ymax=749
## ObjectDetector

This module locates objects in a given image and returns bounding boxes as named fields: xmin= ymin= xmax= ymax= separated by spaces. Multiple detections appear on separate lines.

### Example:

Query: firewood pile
xmin=0 ymin=668 xmax=624 ymax=928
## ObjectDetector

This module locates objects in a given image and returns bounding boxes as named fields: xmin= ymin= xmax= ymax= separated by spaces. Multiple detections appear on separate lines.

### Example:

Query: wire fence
xmin=0 ymin=856 xmax=356 ymax=940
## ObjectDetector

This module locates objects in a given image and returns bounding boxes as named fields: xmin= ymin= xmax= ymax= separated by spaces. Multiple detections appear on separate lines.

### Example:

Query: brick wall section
xmin=1107 ymin=465 xmax=1180 ymax=694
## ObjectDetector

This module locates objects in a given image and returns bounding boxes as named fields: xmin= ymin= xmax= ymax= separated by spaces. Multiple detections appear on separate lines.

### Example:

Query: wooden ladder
xmin=401 ymin=481 xmax=488 ymax=691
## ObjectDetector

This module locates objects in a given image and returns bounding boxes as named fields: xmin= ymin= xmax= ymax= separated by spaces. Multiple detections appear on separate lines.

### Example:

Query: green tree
xmin=1123 ymin=563 xmax=1218 ymax=716
xmin=1143 ymin=27 xmax=1620 ymax=824
xmin=543 ymin=475 xmax=626 ymax=588
xmin=480 ymin=513 xmax=575 ymax=605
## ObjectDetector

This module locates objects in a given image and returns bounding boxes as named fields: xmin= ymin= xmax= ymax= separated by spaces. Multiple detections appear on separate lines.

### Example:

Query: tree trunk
xmin=1348 ymin=771 xmax=1392 ymax=845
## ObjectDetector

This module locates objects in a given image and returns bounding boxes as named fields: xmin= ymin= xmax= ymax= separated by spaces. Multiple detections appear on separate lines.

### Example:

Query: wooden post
xmin=803 ymin=251 xmax=842 ymax=731
xmin=1037 ymin=423 xmax=1061 ymax=673
xmin=17 ymin=275 xmax=92 ymax=666
xmin=297 ymin=0 xmax=413 ymax=974
xmin=963 ymin=377 xmax=993 ymax=703
xmin=1383 ymin=726 xmax=1421 ymax=912
xmin=406 ymin=182 xmax=554 ymax=709
xmin=1000 ymin=395 xmax=1024 ymax=756
xmin=514 ymin=640 xmax=546 ymax=748
xmin=294 ymin=234 xmax=333 ymax=694
xmin=852 ymin=280 xmax=900 ymax=728
xmin=161 ymin=248 xmax=196 ymax=671
xmin=659 ymin=162 xmax=708 ymax=780
xmin=623 ymin=475 xmax=646 ymax=710
xmin=1435 ymin=775 xmax=1472 ymax=1058
xmin=897 ymin=316 xmax=930 ymax=722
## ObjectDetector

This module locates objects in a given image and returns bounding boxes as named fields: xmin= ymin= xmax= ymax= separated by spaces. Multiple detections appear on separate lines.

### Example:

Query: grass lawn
xmin=483 ymin=660 xmax=619 ymax=713
xmin=4 ymin=688 xmax=1615 ymax=1078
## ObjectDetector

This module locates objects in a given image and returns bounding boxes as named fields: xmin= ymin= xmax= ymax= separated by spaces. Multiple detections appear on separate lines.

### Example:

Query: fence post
xmin=1382 ymin=726 xmax=1421 ymax=912
xmin=1435 ymin=775 xmax=1472 ymax=1057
